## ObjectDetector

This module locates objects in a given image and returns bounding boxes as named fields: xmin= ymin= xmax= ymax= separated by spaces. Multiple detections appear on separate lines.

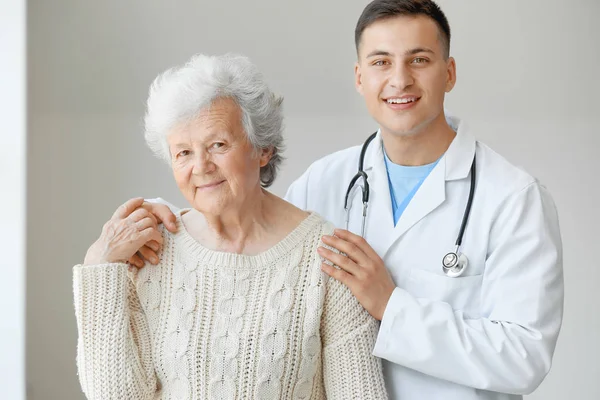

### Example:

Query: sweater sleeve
xmin=73 ymin=263 xmax=158 ymax=400
xmin=320 ymin=275 xmax=389 ymax=399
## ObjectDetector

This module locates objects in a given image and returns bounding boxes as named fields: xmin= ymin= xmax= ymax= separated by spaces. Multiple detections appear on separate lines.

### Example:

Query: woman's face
xmin=167 ymin=97 xmax=271 ymax=216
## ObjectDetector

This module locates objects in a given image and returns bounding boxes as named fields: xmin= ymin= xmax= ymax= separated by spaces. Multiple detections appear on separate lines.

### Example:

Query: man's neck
xmin=381 ymin=115 xmax=456 ymax=166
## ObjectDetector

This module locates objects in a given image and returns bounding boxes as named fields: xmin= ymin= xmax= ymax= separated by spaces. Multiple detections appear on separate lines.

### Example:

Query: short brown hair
xmin=355 ymin=0 xmax=451 ymax=58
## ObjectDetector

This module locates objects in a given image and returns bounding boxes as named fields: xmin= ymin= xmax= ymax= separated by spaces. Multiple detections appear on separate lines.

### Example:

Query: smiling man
xmin=124 ymin=1 xmax=563 ymax=399
xmin=297 ymin=2 xmax=563 ymax=398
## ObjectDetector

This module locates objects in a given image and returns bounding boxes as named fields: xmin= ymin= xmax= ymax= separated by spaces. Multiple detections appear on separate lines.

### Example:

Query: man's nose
xmin=389 ymin=63 xmax=414 ymax=90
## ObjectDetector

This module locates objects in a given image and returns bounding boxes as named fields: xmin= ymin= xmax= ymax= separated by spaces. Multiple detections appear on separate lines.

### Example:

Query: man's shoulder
xmin=305 ymin=144 xmax=363 ymax=178
xmin=285 ymin=144 xmax=364 ymax=207
xmin=476 ymin=141 xmax=540 ymax=196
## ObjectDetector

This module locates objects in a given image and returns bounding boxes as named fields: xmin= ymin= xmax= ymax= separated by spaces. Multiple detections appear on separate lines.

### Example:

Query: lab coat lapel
xmin=391 ymin=159 xmax=446 ymax=244
xmin=387 ymin=116 xmax=476 ymax=256
xmin=362 ymin=114 xmax=476 ymax=259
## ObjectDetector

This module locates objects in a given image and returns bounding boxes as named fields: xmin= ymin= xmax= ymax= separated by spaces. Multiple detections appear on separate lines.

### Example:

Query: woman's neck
xmin=183 ymin=189 xmax=284 ymax=254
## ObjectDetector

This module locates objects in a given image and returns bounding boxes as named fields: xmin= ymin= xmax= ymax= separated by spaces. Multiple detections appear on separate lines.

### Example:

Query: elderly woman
xmin=74 ymin=53 xmax=388 ymax=400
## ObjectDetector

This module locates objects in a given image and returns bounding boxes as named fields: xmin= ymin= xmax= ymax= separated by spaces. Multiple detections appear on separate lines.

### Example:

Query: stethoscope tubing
xmin=344 ymin=131 xmax=477 ymax=277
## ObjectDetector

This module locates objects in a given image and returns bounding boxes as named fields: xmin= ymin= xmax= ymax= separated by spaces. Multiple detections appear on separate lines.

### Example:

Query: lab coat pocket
xmin=407 ymin=268 xmax=483 ymax=317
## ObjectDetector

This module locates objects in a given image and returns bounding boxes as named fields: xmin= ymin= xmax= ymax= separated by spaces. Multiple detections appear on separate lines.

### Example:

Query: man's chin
xmin=382 ymin=123 xmax=424 ymax=137
xmin=383 ymin=115 xmax=436 ymax=138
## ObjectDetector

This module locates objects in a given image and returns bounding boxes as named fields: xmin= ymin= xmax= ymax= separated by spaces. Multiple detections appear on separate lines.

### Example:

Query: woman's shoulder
xmin=305 ymin=212 xmax=335 ymax=239
xmin=287 ymin=211 xmax=334 ymax=247
xmin=130 ymin=222 xmax=177 ymax=283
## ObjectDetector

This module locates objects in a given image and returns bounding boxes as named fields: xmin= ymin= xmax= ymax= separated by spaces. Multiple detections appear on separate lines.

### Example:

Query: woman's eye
xmin=212 ymin=142 xmax=224 ymax=149
xmin=177 ymin=150 xmax=190 ymax=158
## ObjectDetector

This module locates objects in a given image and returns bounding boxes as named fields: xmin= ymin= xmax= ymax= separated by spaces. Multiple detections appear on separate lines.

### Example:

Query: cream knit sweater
xmin=73 ymin=212 xmax=388 ymax=399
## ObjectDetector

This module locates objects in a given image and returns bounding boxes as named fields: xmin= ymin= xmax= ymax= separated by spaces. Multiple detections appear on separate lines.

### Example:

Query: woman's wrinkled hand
xmin=83 ymin=198 xmax=164 ymax=267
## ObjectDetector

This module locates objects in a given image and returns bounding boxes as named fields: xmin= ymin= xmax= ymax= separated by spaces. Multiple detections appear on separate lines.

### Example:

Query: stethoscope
xmin=343 ymin=131 xmax=477 ymax=278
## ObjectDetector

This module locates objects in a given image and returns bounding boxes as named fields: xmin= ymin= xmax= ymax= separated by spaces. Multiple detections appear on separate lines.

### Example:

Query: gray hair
xmin=144 ymin=53 xmax=285 ymax=187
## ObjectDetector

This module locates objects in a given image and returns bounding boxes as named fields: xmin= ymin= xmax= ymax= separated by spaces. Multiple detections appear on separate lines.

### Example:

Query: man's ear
xmin=355 ymin=62 xmax=364 ymax=95
xmin=445 ymin=56 xmax=457 ymax=93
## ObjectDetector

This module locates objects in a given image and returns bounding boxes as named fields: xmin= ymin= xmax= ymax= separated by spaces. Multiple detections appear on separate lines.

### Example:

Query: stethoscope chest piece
xmin=442 ymin=251 xmax=468 ymax=278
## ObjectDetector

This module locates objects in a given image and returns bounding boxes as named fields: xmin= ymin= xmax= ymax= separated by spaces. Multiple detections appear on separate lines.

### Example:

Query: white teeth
xmin=387 ymin=97 xmax=417 ymax=104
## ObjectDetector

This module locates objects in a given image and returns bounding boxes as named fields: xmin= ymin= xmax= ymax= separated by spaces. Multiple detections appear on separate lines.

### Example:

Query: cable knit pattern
xmin=210 ymin=268 xmax=250 ymax=398
xmin=293 ymin=235 xmax=326 ymax=400
xmin=73 ymin=211 xmax=389 ymax=399
xmin=256 ymin=246 xmax=302 ymax=399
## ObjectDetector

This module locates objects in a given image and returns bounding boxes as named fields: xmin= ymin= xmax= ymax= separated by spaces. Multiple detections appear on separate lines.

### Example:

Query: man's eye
xmin=373 ymin=60 xmax=389 ymax=66
xmin=412 ymin=57 xmax=428 ymax=64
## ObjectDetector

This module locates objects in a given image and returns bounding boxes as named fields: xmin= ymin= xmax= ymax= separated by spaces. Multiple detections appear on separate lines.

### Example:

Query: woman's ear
xmin=259 ymin=147 xmax=274 ymax=167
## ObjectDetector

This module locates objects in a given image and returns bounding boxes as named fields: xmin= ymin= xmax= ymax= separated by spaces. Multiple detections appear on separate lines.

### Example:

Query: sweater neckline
xmin=171 ymin=209 xmax=322 ymax=269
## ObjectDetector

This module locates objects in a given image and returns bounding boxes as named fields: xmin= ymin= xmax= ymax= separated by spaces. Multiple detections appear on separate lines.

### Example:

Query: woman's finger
xmin=136 ymin=216 xmax=157 ymax=232
xmin=140 ymin=227 xmax=163 ymax=246
xmin=142 ymin=202 xmax=178 ymax=233
xmin=127 ymin=207 xmax=151 ymax=223
xmin=112 ymin=198 xmax=144 ymax=220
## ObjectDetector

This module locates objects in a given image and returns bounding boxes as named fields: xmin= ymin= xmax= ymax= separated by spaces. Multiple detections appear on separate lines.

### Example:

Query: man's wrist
xmin=375 ymin=286 xmax=396 ymax=321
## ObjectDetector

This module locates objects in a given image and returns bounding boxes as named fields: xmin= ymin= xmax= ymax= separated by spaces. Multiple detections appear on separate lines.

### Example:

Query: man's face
xmin=355 ymin=15 xmax=456 ymax=137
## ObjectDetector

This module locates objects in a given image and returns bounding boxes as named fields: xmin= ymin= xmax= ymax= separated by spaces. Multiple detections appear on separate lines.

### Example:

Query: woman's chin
xmin=190 ymin=200 xmax=228 ymax=217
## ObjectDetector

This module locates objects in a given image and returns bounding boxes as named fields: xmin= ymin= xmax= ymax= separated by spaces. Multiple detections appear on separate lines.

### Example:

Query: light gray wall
xmin=1 ymin=0 xmax=26 ymax=398
xmin=26 ymin=0 xmax=599 ymax=399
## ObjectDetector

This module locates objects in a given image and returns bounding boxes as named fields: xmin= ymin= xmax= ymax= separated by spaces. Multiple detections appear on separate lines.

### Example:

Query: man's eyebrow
xmin=365 ymin=50 xmax=392 ymax=58
xmin=404 ymin=47 xmax=435 ymax=56
xmin=365 ymin=47 xmax=435 ymax=58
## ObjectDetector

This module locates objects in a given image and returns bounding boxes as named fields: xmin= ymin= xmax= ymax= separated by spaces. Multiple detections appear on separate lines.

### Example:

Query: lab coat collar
xmin=363 ymin=113 xmax=476 ymax=181
xmin=443 ymin=114 xmax=477 ymax=181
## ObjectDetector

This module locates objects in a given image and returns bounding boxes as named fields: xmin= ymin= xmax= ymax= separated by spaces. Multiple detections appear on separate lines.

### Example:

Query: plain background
xmin=2 ymin=0 xmax=598 ymax=398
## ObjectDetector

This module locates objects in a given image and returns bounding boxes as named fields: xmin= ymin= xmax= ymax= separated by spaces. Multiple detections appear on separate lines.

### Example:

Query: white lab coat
xmin=284 ymin=115 xmax=563 ymax=400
